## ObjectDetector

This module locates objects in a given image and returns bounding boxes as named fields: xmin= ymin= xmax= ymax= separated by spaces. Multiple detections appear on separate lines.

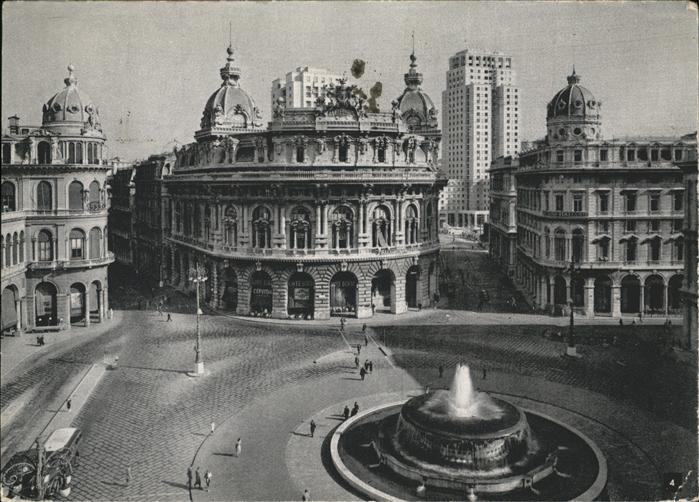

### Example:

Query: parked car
xmin=1 ymin=428 xmax=81 ymax=500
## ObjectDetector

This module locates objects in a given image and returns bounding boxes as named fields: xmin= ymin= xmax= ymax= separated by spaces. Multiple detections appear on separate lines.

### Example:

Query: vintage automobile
xmin=1 ymin=428 xmax=81 ymax=500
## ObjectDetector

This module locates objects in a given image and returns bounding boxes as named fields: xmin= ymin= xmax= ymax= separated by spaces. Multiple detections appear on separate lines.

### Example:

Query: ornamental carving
xmin=315 ymin=78 xmax=367 ymax=118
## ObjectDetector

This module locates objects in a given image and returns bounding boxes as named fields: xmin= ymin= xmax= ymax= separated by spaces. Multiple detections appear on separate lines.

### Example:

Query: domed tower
xmin=42 ymin=64 xmax=104 ymax=139
xmin=546 ymin=69 xmax=601 ymax=143
xmin=394 ymin=52 xmax=439 ymax=137
xmin=196 ymin=45 xmax=263 ymax=139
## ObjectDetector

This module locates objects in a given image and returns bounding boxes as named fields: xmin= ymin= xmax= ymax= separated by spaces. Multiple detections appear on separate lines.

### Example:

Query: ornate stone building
xmin=1 ymin=65 xmax=113 ymax=332
xmin=508 ymin=71 xmax=695 ymax=318
xmin=677 ymin=146 xmax=697 ymax=349
xmin=488 ymin=155 xmax=517 ymax=277
xmin=161 ymin=46 xmax=445 ymax=319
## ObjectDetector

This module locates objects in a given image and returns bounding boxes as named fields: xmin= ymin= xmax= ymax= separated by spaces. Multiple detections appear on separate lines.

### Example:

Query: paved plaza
xmin=1 ymin=248 xmax=696 ymax=501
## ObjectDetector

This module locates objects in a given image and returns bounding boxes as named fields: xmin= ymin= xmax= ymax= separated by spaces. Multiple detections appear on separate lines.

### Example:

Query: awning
xmin=591 ymin=235 xmax=611 ymax=243
xmin=618 ymin=234 xmax=639 ymax=242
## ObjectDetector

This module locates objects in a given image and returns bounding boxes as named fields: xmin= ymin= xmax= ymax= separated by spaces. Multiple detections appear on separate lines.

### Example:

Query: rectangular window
xmin=598 ymin=239 xmax=609 ymax=260
xmin=573 ymin=194 xmax=583 ymax=212
xmin=650 ymin=219 xmax=660 ymax=232
xmin=39 ymin=241 xmax=52 ymax=261
xmin=599 ymin=149 xmax=608 ymax=161
xmin=673 ymin=219 xmax=683 ymax=232
xmin=555 ymin=195 xmax=564 ymax=212
xmin=626 ymin=240 xmax=637 ymax=262
xmin=574 ymin=150 xmax=582 ymax=162
xmin=556 ymin=150 xmax=564 ymax=162
xmin=598 ymin=192 xmax=609 ymax=213
xmin=673 ymin=191 xmax=683 ymax=211
xmin=627 ymin=150 xmax=635 ymax=161
xmin=598 ymin=221 xmax=610 ymax=233
xmin=649 ymin=194 xmax=660 ymax=212
xmin=70 ymin=238 xmax=83 ymax=259
xmin=625 ymin=220 xmax=636 ymax=233
xmin=625 ymin=193 xmax=637 ymax=212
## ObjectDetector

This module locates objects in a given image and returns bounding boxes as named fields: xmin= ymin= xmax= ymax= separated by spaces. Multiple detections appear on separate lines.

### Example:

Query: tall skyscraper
xmin=440 ymin=49 xmax=520 ymax=231
xmin=271 ymin=66 xmax=343 ymax=110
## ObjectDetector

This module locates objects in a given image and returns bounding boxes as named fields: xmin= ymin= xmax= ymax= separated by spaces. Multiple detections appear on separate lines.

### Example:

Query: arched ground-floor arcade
xmin=164 ymin=244 xmax=440 ymax=320
xmin=514 ymin=253 xmax=684 ymax=319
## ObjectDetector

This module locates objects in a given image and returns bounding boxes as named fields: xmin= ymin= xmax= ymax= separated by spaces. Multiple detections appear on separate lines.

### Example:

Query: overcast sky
xmin=2 ymin=1 xmax=697 ymax=161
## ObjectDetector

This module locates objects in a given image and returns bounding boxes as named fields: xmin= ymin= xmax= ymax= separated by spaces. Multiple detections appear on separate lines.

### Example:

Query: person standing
xmin=364 ymin=334 xmax=369 ymax=346
xmin=356 ymin=343 xmax=361 ymax=355
xmin=368 ymin=360 xmax=373 ymax=373
xmin=187 ymin=466 xmax=193 ymax=489
xmin=302 ymin=488 xmax=311 ymax=501
xmin=66 ymin=398 xmax=72 ymax=411
xmin=354 ymin=355 xmax=359 ymax=368
xmin=359 ymin=367 xmax=366 ymax=381
xmin=167 ymin=312 xmax=172 ymax=322
xmin=235 ymin=438 xmax=242 ymax=457
xmin=343 ymin=405 xmax=350 ymax=421
xmin=194 ymin=467 xmax=202 ymax=490
xmin=362 ymin=323 xmax=367 ymax=334
xmin=340 ymin=317 xmax=346 ymax=332
xmin=210 ymin=421 xmax=216 ymax=435
xmin=351 ymin=402 xmax=359 ymax=416
xmin=438 ymin=365 xmax=444 ymax=378
xmin=204 ymin=469 xmax=212 ymax=491
xmin=310 ymin=420 xmax=316 ymax=437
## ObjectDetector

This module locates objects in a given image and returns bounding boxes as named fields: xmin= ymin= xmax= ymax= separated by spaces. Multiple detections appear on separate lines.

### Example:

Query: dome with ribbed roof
xmin=547 ymin=69 xmax=600 ymax=120
xmin=42 ymin=64 xmax=102 ymax=132
xmin=394 ymin=53 xmax=438 ymax=132
xmin=199 ymin=46 xmax=263 ymax=131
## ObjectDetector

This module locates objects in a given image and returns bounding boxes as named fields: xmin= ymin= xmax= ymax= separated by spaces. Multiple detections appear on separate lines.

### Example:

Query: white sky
xmin=2 ymin=1 xmax=697 ymax=161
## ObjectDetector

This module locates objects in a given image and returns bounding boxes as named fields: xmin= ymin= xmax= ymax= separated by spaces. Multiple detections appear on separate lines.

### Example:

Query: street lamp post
xmin=189 ymin=266 xmax=208 ymax=376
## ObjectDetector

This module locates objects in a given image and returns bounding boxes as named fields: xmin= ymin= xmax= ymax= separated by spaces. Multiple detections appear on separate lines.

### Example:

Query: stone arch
xmin=251 ymin=205 xmax=273 ymax=249
xmin=369 ymin=203 xmax=393 ymax=248
xmin=668 ymin=274 xmax=683 ymax=313
xmin=287 ymin=271 xmax=315 ymax=319
xmin=2 ymin=181 xmax=17 ymax=211
xmin=36 ymin=180 xmax=52 ymax=211
xmin=371 ymin=267 xmax=396 ymax=314
xmin=620 ymin=274 xmax=641 ymax=314
xmin=70 ymin=282 xmax=87 ymax=325
xmin=89 ymin=280 xmax=102 ymax=321
xmin=288 ymin=205 xmax=313 ymax=249
xmin=220 ymin=267 xmax=239 ymax=311
xmin=405 ymin=264 xmax=420 ymax=309
xmin=2 ymin=285 xmax=19 ymax=332
xmin=330 ymin=205 xmax=355 ymax=249
xmin=68 ymin=180 xmax=84 ymax=211
xmin=69 ymin=228 xmax=86 ymax=260
xmin=644 ymin=274 xmax=664 ymax=313
xmin=249 ymin=269 xmax=274 ymax=316
xmin=329 ymin=270 xmax=358 ymax=317
xmin=553 ymin=275 xmax=567 ymax=305
xmin=35 ymin=281 xmax=58 ymax=326
xmin=89 ymin=180 xmax=100 ymax=208
xmin=594 ymin=275 xmax=612 ymax=314
xmin=571 ymin=227 xmax=585 ymax=262
xmin=404 ymin=203 xmax=420 ymax=245
xmin=37 ymin=141 xmax=51 ymax=164
xmin=89 ymin=227 xmax=102 ymax=259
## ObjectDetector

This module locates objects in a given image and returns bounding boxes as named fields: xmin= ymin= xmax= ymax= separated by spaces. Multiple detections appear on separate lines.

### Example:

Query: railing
xmin=542 ymin=210 xmax=588 ymax=218
xmin=28 ymin=252 xmax=115 ymax=270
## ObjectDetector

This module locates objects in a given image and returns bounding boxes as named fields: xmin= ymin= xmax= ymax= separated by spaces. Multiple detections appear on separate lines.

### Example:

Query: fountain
xmin=331 ymin=364 xmax=607 ymax=500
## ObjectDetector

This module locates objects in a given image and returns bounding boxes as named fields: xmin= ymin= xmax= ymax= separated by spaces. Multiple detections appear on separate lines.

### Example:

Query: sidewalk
xmin=0 ymin=311 xmax=122 ymax=381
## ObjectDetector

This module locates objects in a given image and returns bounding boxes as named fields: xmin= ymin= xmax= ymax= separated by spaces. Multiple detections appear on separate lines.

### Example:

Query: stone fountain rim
xmin=331 ymin=400 xmax=608 ymax=502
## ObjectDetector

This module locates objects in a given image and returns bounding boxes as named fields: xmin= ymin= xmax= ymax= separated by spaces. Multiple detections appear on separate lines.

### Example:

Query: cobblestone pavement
xmin=1 ymin=255 xmax=696 ymax=501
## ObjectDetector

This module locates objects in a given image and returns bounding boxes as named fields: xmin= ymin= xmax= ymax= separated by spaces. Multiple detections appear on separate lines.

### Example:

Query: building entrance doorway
xmin=372 ymin=269 xmax=395 ymax=313
xmin=405 ymin=266 xmax=420 ymax=309
xmin=330 ymin=272 xmax=357 ymax=317
xmin=35 ymin=282 xmax=57 ymax=326
xmin=288 ymin=272 xmax=314 ymax=319
xmin=250 ymin=271 xmax=273 ymax=315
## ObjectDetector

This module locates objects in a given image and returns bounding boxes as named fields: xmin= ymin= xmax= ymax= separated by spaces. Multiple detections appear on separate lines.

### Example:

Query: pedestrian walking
xmin=310 ymin=420 xmax=316 ymax=437
xmin=364 ymin=359 xmax=369 ymax=371
xmin=340 ymin=317 xmax=346 ymax=332
xmin=157 ymin=305 xmax=162 ymax=316
xmin=619 ymin=318 xmax=623 ymax=326
xmin=354 ymin=355 xmax=359 ymax=368
xmin=438 ymin=365 xmax=444 ymax=378
xmin=126 ymin=465 xmax=132 ymax=486
xmin=352 ymin=401 xmax=359 ymax=416
xmin=204 ymin=469 xmax=212 ymax=491
xmin=187 ymin=466 xmax=193 ymax=489
xmin=167 ymin=312 xmax=172 ymax=322
xmin=210 ymin=421 xmax=216 ymax=435
xmin=368 ymin=360 xmax=373 ymax=373
xmin=362 ymin=323 xmax=367 ymax=334
xmin=343 ymin=405 xmax=350 ymax=421
xmin=364 ymin=334 xmax=369 ymax=346
xmin=356 ymin=343 xmax=361 ymax=355
xmin=482 ymin=367 xmax=487 ymax=380
xmin=302 ymin=488 xmax=311 ymax=501
xmin=359 ymin=367 xmax=366 ymax=381
xmin=66 ymin=398 xmax=72 ymax=411
xmin=235 ymin=438 xmax=242 ymax=457
xmin=194 ymin=467 xmax=202 ymax=490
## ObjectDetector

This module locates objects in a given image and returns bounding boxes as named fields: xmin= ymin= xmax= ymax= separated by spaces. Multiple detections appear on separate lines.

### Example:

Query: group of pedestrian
xmin=342 ymin=402 xmax=360 ymax=420
xmin=359 ymin=359 xmax=374 ymax=380
xmin=187 ymin=466 xmax=213 ymax=492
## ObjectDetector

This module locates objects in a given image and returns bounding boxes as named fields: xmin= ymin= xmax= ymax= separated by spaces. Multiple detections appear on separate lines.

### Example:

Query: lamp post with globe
xmin=189 ymin=265 xmax=208 ymax=376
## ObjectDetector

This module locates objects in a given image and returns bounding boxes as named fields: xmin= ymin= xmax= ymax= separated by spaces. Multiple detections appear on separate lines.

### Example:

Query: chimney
xmin=8 ymin=115 xmax=19 ymax=134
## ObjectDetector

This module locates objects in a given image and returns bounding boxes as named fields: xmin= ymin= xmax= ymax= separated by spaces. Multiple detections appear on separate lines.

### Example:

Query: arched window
xmin=76 ymin=142 xmax=83 ymax=164
xmin=37 ymin=142 xmax=51 ymax=164
xmin=372 ymin=205 xmax=392 ymax=248
xmin=554 ymin=228 xmax=566 ymax=261
xmin=332 ymin=206 xmax=353 ymax=249
xmin=68 ymin=142 xmax=76 ymax=163
xmin=572 ymin=228 xmax=584 ymax=262
xmin=70 ymin=229 xmax=85 ymax=260
xmin=378 ymin=145 xmax=386 ymax=163
xmin=223 ymin=206 xmax=237 ymax=246
xmin=426 ymin=202 xmax=434 ymax=242
xmin=69 ymin=181 xmax=84 ymax=211
xmin=4 ymin=234 xmax=10 ymax=267
xmin=2 ymin=143 xmax=10 ymax=164
xmin=1 ymin=181 xmax=16 ymax=211
xmin=19 ymin=231 xmax=24 ymax=262
xmin=37 ymin=181 xmax=52 ymax=211
xmin=12 ymin=232 xmax=18 ymax=265
xmin=87 ymin=143 xmax=95 ymax=164
xmin=404 ymin=204 xmax=419 ymax=245
xmin=89 ymin=181 xmax=100 ymax=210
xmin=296 ymin=147 xmax=305 ymax=163
xmin=89 ymin=227 xmax=102 ymax=259
xmin=252 ymin=206 xmax=272 ymax=249
xmin=38 ymin=230 xmax=53 ymax=261
xmin=289 ymin=206 xmax=311 ymax=249
xmin=338 ymin=144 xmax=349 ymax=163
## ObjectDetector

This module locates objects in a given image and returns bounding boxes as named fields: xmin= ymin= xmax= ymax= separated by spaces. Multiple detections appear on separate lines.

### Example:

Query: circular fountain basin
xmin=331 ymin=401 xmax=607 ymax=501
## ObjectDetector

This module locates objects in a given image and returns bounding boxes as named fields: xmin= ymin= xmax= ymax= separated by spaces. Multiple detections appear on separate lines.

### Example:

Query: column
xmin=639 ymin=284 xmax=645 ymax=315
xmin=211 ymin=264 xmax=219 ymax=308
xmin=663 ymin=283 xmax=669 ymax=316
xmin=84 ymin=292 xmax=91 ymax=327
xmin=584 ymin=277 xmax=595 ymax=317
xmin=611 ymin=285 xmax=621 ymax=317
xmin=103 ymin=287 xmax=109 ymax=317
xmin=15 ymin=299 xmax=23 ymax=334
xmin=97 ymin=289 xmax=104 ymax=321
xmin=315 ymin=205 xmax=322 ymax=238
xmin=64 ymin=294 xmax=71 ymax=330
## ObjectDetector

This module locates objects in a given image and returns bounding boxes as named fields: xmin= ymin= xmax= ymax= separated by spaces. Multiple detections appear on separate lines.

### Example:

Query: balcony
xmin=542 ymin=211 xmax=588 ymax=218
xmin=29 ymin=252 xmax=115 ymax=271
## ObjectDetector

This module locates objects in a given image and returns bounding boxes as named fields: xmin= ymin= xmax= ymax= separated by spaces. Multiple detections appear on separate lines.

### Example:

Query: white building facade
xmin=440 ymin=49 xmax=520 ymax=231
xmin=271 ymin=66 xmax=343 ymax=111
